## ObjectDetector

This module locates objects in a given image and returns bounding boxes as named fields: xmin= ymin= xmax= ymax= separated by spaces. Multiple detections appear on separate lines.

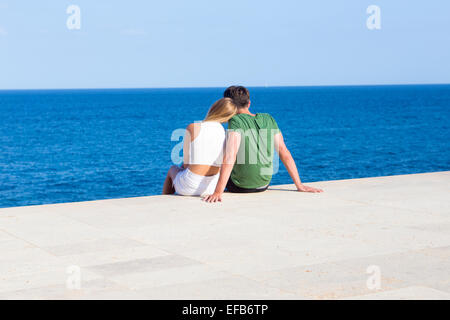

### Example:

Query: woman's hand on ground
xmin=297 ymin=184 xmax=323 ymax=193
xmin=203 ymin=192 xmax=223 ymax=203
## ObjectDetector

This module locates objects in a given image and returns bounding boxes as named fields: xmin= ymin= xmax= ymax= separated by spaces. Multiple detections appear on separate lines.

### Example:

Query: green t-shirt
xmin=228 ymin=113 xmax=280 ymax=189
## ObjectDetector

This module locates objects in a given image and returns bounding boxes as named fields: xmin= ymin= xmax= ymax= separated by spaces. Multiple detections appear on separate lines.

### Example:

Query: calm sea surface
xmin=1 ymin=85 xmax=449 ymax=208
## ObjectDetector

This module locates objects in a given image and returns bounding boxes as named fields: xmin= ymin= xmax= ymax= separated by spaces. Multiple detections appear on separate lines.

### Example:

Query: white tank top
xmin=189 ymin=121 xmax=225 ymax=167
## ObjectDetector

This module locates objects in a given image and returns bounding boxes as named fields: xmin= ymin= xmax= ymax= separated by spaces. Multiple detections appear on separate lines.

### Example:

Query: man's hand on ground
xmin=203 ymin=192 xmax=223 ymax=203
xmin=297 ymin=184 xmax=323 ymax=193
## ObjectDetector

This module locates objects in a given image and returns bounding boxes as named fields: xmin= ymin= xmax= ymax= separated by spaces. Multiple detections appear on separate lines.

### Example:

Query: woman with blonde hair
xmin=162 ymin=98 xmax=237 ymax=196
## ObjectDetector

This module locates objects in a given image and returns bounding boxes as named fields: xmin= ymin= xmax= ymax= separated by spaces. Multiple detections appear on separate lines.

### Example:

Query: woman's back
xmin=187 ymin=121 xmax=225 ymax=176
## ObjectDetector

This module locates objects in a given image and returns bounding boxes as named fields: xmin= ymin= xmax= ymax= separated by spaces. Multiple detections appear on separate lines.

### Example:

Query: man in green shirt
xmin=204 ymin=86 xmax=323 ymax=202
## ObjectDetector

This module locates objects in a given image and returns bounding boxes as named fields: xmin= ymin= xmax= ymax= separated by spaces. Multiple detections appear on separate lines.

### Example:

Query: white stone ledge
xmin=0 ymin=171 xmax=449 ymax=299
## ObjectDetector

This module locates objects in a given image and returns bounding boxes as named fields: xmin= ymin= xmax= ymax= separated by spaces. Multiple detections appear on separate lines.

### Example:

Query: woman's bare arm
xmin=182 ymin=125 xmax=193 ymax=169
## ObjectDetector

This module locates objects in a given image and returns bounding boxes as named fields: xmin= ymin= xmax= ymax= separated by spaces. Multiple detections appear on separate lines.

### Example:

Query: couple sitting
xmin=162 ymin=86 xmax=323 ymax=202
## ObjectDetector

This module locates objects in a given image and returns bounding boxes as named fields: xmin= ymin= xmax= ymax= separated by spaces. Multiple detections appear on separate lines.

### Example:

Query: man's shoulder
xmin=230 ymin=113 xmax=248 ymax=120
xmin=256 ymin=113 xmax=278 ymax=129
xmin=228 ymin=113 xmax=278 ymax=129
xmin=256 ymin=113 xmax=278 ymax=126
xmin=231 ymin=113 xmax=275 ymax=120
xmin=228 ymin=114 xmax=245 ymax=127
xmin=256 ymin=112 xmax=275 ymax=120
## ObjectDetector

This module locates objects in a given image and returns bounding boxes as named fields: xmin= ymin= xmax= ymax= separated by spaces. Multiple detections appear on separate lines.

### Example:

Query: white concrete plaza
xmin=0 ymin=172 xmax=449 ymax=299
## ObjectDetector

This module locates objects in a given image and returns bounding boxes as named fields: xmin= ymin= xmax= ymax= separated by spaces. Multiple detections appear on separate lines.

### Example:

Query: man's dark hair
xmin=224 ymin=86 xmax=250 ymax=108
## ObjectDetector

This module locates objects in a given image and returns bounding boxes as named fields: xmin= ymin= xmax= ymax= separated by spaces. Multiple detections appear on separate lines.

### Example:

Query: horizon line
xmin=1 ymin=82 xmax=450 ymax=92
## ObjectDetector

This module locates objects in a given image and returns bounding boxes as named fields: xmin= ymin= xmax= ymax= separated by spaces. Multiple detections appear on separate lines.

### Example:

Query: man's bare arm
xmin=274 ymin=132 xmax=323 ymax=193
xmin=203 ymin=131 xmax=241 ymax=202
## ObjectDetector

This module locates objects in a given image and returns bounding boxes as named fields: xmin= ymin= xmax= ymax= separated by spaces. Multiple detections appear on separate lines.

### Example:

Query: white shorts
xmin=173 ymin=168 xmax=219 ymax=196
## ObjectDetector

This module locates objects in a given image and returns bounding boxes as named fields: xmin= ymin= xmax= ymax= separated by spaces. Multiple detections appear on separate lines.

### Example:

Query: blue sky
xmin=0 ymin=0 xmax=449 ymax=89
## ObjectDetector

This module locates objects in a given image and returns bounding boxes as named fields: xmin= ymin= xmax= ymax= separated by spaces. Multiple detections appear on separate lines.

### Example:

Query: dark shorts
xmin=226 ymin=179 xmax=269 ymax=193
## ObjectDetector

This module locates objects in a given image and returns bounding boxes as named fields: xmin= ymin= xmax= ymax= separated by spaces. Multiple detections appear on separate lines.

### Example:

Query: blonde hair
xmin=204 ymin=98 xmax=237 ymax=123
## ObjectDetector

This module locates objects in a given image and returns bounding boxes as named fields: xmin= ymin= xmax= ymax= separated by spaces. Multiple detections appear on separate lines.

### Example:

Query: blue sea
xmin=1 ymin=85 xmax=449 ymax=208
